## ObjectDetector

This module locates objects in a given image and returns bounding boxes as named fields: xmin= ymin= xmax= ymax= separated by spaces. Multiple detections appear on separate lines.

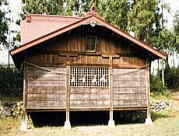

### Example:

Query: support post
xmin=20 ymin=63 xmax=28 ymax=131
xmin=108 ymin=57 xmax=115 ymax=127
xmin=108 ymin=110 xmax=115 ymax=127
xmin=64 ymin=111 xmax=71 ymax=129
xmin=20 ymin=112 xmax=28 ymax=131
xmin=145 ymin=107 xmax=152 ymax=125
xmin=145 ymin=65 xmax=152 ymax=125
xmin=64 ymin=65 xmax=71 ymax=129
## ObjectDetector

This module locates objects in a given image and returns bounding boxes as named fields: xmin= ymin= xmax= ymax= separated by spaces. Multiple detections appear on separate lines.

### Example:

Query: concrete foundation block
xmin=108 ymin=119 xmax=115 ymax=127
xmin=64 ymin=121 xmax=71 ymax=129
xmin=145 ymin=117 xmax=152 ymax=125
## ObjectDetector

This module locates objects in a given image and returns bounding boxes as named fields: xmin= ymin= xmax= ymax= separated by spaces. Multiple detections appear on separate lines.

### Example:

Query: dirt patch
xmin=170 ymin=91 xmax=179 ymax=112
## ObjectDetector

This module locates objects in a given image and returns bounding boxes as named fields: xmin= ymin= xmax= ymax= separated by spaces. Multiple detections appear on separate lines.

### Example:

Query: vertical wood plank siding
xmin=25 ymin=27 xmax=149 ymax=111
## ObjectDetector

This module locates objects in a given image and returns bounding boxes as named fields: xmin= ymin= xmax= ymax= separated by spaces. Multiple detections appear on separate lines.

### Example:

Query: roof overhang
xmin=10 ymin=14 xmax=167 ymax=60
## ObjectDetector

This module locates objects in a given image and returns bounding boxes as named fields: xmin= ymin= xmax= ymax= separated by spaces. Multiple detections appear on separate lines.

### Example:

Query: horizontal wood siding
xmin=24 ymin=26 xmax=149 ymax=111
xmin=70 ymin=87 xmax=110 ymax=108
xmin=26 ymin=65 xmax=66 ymax=109
xmin=113 ymin=69 xmax=148 ymax=108
xmin=27 ymin=54 xmax=146 ymax=68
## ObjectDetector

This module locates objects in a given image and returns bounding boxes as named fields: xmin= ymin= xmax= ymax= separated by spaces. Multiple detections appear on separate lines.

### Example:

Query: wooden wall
xmin=70 ymin=87 xmax=110 ymax=109
xmin=113 ymin=69 xmax=148 ymax=109
xmin=24 ymin=26 xmax=149 ymax=111
xmin=26 ymin=65 xmax=66 ymax=110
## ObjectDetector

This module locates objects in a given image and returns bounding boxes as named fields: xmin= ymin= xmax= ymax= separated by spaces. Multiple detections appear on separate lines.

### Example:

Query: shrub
xmin=0 ymin=101 xmax=24 ymax=119
xmin=150 ymin=75 xmax=167 ymax=95
xmin=0 ymin=66 xmax=23 ymax=97
xmin=164 ymin=66 xmax=179 ymax=89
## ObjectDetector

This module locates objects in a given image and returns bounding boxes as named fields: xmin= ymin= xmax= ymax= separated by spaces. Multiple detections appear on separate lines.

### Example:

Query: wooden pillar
xmin=64 ymin=65 xmax=71 ymax=129
xmin=20 ymin=63 xmax=28 ymax=131
xmin=23 ymin=63 xmax=27 ymax=110
xmin=145 ymin=66 xmax=152 ymax=125
xmin=108 ymin=56 xmax=115 ymax=127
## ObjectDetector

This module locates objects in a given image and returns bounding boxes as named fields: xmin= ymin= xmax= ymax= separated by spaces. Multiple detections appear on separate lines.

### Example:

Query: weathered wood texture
xmin=25 ymin=65 xmax=148 ymax=110
xmin=70 ymin=87 xmax=110 ymax=108
xmin=24 ymin=26 xmax=149 ymax=111
xmin=26 ymin=65 xmax=66 ymax=109
xmin=112 ymin=69 xmax=148 ymax=108
xmin=26 ymin=26 xmax=146 ymax=68
xmin=27 ymin=54 xmax=146 ymax=68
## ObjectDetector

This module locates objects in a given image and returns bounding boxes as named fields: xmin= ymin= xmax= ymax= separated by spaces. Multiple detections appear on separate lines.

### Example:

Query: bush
xmin=0 ymin=66 xmax=23 ymax=97
xmin=150 ymin=75 xmax=167 ymax=95
xmin=0 ymin=101 xmax=24 ymax=119
xmin=164 ymin=66 xmax=179 ymax=89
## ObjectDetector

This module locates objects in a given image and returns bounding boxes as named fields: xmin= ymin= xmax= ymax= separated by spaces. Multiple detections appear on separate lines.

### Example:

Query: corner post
xmin=145 ymin=65 xmax=152 ymax=125
xmin=64 ymin=65 xmax=71 ymax=129
xmin=20 ymin=63 xmax=28 ymax=131
xmin=108 ymin=56 xmax=115 ymax=127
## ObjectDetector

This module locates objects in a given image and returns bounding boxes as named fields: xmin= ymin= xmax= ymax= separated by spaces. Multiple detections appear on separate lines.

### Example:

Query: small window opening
xmin=86 ymin=36 xmax=97 ymax=52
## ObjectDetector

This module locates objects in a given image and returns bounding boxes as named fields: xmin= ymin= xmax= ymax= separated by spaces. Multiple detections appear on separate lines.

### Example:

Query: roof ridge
xmin=28 ymin=14 xmax=83 ymax=19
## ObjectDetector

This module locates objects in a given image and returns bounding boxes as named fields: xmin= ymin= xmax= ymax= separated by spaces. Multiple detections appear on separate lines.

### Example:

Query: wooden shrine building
xmin=10 ymin=5 xmax=166 ymax=128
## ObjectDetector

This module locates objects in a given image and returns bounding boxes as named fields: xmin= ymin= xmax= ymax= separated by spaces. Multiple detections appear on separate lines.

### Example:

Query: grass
xmin=0 ymin=96 xmax=22 ymax=104
xmin=1 ymin=92 xmax=179 ymax=136
xmin=150 ymin=91 xmax=170 ymax=100
xmin=1 ymin=110 xmax=179 ymax=136
xmin=0 ymin=117 xmax=21 ymax=136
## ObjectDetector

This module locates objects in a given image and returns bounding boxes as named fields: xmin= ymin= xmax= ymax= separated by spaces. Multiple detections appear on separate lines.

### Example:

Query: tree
xmin=0 ymin=0 xmax=8 ymax=46
xmin=22 ymin=0 xmax=130 ymax=31
xmin=150 ymin=28 xmax=176 ymax=70
xmin=97 ymin=0 xmax=130 ymax=31
xmin=127 ymin=0 xmax=161 ymax=41
xmin=174 ymin=11 xmax=179 ymax=52
xmin=22 ymin=0 xmax=177 ymax=57
xmin=22 ymin=0 xmax=64 ymax=15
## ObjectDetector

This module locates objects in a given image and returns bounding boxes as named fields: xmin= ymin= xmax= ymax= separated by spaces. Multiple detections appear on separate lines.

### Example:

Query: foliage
xmin=22 ymin=0 xmax=176 ymax=52
xmin=128 ymin=0 xmax=161 ymax=40
xmin=149 ymin=28 xmax=176 ymax=55
xmin=150 ymin=75 xmax=167 ymax=95
xmin=22 ymin=0 xmax=130 ymax=31
xmin=0 ymin=67 xmax=23 ymax=97
xmin=0 ymin=101 xmax=24 ymax=119
xmin=96 ymin=0 xmax=130 ymax=31
xmin=21 ymin=0 xmax=178 ymax=89
xmin=174 ymin=11 xmax=179 ymax=35
xmin=0 ymin=0 xmax=8 ymax=46
xmin=22 ymin=0 xmax=64 ymax=15
xmin=164 ymin=66 xmax=179 ymax=89
xmin=174 ymin=11 xmax=179 ymax=53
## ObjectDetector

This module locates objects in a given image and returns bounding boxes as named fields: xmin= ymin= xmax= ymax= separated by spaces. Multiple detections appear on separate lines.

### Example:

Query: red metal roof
xmin=10 ymin=12 xmax=167 ymax=59
xmin=21 ymin=14 xmax=83 ymax=44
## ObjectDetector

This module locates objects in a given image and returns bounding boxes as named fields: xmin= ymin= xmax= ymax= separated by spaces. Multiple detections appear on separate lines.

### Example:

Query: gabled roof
xmin=20 ymin=14 xmax=83 ymax=44
xmin=10 ymin=12 xmax=167 ymax=59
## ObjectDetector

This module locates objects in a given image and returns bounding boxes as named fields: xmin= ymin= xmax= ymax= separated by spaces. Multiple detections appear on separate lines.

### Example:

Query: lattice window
xmin=70 ymin=66 xmax=109 ymax=87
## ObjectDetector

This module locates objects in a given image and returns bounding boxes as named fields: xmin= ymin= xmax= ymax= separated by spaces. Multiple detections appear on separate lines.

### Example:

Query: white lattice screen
xmin=70 ymin=66 xmax=109 ymax=87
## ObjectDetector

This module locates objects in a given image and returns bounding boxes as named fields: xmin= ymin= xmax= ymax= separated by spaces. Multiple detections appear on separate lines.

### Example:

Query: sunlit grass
xmin=1 ymin=110 xmax=179 ymax=136
xmin=1 ymin=92 xmax=179 ymax=136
